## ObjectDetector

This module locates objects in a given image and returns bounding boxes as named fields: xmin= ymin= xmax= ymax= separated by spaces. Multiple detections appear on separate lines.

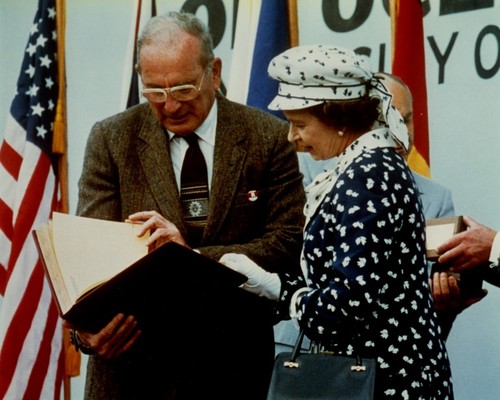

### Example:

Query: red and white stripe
xmin=0 ymin=115 xmax=64 ymax=399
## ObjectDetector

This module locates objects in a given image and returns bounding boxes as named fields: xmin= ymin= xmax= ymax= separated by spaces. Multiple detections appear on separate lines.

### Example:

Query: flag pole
xmin=126 ymin=0 xmax=143 ymax=108
xmin=54 ymin=0 xmax=81 ymax=398
xmin=53 ymin=0 xmax=67 ymax=162
xmin=53 ymin=0 xmax=68 ymax=200
xmin=389 ymin=0 xmax=398 ymax=63
xmin=287 ymin=0 xmax=299 ymax=47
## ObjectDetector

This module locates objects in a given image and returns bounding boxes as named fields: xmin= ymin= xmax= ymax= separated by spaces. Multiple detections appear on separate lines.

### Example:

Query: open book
xmin=33 ymin=212 xmax=246 ymax=332
xmin=425 ymin=216 xmax=465 ymax=261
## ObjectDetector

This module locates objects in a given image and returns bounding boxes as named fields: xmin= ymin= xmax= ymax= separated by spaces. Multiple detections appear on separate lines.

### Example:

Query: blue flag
xmin=227 ymin=0 xmax=291 ymax=119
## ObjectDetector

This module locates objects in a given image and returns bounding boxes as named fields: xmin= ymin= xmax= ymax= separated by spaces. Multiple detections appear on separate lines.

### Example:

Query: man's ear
xmin=210 ymin=58 xmax=222 ymax=91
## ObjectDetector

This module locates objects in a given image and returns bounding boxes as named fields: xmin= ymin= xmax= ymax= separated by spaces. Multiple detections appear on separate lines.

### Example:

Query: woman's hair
xmin=309 ymin=95 xmax=381 ymax=134
xmin=136 ymin=11 xmax=214 ymax=72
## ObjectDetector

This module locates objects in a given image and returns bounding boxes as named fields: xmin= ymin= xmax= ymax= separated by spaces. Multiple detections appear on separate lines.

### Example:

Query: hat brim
xmin=267 ymin=95 xmax=324 ymax=111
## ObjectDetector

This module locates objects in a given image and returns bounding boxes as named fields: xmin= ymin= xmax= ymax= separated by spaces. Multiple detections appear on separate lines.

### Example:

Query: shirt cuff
xmin=289 ymin=287 xmax=311 ymax=319
xmin=490 ymin=232 xmax=500 ymax=265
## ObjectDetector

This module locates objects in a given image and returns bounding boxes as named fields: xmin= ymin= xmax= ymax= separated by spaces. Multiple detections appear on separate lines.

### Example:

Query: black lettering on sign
xmin=380 ymin=0 xmax=430 ymax=17
xmin=440 ymin=0 xmax=493 ymax=15
xmin=181 ymin=0 xmax=226 ymax=47
xmin=428 ymin=32 xmax=459 ymax=84
xmin=379 ymin=43 xmax=386 ymax=72
xmin=355 ymin=47 xmax=371 ymax=57
xmin=355 ymin=44 xmax=387 ymax=72
xmin=475 ymin=25 xmax=500 ymax=79
xmin=322 ymin=0 xmax=373 ymax=33
xmin=230 ymin=0 xmax=238 ymax=49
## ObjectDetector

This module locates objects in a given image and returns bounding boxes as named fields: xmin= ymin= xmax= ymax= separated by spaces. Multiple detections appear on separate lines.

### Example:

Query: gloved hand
xmin=220 ymin=253 xmax=281 ymax=300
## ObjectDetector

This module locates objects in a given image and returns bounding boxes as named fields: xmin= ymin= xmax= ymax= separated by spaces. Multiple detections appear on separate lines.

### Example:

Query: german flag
xmin=391 ymin=0 xmax=431 ymax=177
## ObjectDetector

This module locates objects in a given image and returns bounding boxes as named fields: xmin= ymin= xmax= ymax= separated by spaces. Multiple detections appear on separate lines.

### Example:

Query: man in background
xmin=377 ymin=72 xmax=455 ymax=218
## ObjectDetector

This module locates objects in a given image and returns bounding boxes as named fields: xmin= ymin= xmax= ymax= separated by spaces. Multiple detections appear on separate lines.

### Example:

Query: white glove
xmin=219 ymin=253 xmax=281 ymax=300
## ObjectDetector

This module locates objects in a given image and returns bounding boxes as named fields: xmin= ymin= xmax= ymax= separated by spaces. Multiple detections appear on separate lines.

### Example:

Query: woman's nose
xmin=287 ymin=127 xmax=298 ymax=143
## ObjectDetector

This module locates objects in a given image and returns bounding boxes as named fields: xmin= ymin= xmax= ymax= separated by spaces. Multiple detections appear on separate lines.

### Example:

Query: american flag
xmin=0 ymin=0 xmax=65 ymax=398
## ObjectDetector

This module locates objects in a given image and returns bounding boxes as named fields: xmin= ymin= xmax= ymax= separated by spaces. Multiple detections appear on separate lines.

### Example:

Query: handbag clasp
xmin=283 ymin=361 xmax=299 ymax=368
xmin=351 ymin=364 xmax=367 ymax=372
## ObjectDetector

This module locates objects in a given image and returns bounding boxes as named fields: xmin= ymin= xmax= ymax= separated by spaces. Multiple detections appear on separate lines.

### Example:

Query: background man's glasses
xmin=142 ymin=70 xmax=206 ymax=103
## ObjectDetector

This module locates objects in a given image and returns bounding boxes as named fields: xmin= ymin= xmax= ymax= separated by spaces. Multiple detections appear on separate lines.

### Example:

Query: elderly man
xmin=71 ymin=11 xmax=305 ymax=400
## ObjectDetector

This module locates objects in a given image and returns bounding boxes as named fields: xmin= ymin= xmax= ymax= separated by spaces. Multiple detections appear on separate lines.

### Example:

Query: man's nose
xmin=162 ymin=96 xmax=181 ymax=113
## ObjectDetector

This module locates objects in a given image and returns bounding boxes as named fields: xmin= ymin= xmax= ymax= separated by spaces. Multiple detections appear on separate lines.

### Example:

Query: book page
xmin=34 ymin=222 xmax=73 ymax=315
xmin=52 ymin=213 xmax=149 ymax=303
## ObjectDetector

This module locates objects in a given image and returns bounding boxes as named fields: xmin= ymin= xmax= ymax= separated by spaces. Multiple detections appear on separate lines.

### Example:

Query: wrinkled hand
xmin=219 ymin=253 xmax=280 ymax=300
xmin=437 ymin=216 xmax=496 ymax=271
xmin=430 ymin=271 xmax=486 ymax=313
xmin=127 ymin=210 xmax=189 ymax=251
xmin=64 ymin=313 xmax=141 ymax=360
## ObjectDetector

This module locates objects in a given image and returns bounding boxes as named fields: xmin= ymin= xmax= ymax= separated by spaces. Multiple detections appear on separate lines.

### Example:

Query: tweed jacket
xmin=77 ymin=94 xmax=305 ymax=268
xmin=77 ymin=93 xmax=305 ymax=399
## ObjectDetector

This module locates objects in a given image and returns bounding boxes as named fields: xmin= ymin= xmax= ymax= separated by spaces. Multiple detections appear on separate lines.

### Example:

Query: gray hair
xmin=136 ymin=11 xmax=214 ymax=72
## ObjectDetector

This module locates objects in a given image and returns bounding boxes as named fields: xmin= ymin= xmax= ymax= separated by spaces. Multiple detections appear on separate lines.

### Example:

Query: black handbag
xmin=267 ymin=329 xmax=376 ymax=400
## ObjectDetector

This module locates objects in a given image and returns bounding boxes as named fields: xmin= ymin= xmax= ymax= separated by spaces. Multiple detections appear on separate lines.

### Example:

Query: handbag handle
xmin=288 ymin=328 xmax=306 ymax=363
xmin=285 ymin=328 xmax=367 ymax=372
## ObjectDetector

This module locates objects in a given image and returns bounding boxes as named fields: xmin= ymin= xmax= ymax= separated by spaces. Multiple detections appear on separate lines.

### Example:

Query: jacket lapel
xmin=133 ymin=99 xmax=249 ymax=243
xmin=204 ymin=96 xmax=248 ymax=242
xmin=136 ymin=109 xmax=186 ymax=230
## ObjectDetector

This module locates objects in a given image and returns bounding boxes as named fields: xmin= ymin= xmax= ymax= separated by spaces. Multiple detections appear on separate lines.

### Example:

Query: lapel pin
xmin=247 ymin=190 xmax=259 ymax=202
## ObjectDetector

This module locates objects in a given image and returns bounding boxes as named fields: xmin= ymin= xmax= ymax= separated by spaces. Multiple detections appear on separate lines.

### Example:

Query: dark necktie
xmin=180 ymin=133 xmax=209 ymax=247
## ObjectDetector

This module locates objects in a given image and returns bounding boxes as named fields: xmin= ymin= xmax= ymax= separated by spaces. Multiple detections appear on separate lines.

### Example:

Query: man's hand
xmin=430 ymin=271 xmax=486 ymax=313
xmin=437 ymin=216 xmax=496 ymax=271
xmin=127 ymin=210 xmax=189 ymax=250
xmin=64 ymin=313 xmax=141 ymax=360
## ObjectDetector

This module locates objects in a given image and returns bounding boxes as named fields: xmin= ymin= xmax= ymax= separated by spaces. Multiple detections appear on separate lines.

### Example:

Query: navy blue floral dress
xmin=279 ymin=130 xmax=454 ymax=399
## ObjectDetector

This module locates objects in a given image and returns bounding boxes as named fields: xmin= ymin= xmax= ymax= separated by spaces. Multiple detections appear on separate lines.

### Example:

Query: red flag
xmin=0 ymin=0 xmax=65 ymax=398
xmin=391 ymin=0 xmax=431 ymax=177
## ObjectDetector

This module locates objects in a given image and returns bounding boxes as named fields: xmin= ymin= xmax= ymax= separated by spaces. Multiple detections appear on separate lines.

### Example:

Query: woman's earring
xmin=338 ymin=130 xmax=344 ymax=137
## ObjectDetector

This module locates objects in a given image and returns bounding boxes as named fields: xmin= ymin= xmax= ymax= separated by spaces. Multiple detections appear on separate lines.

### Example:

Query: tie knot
xmin=184 ymin=133 xmax=199 ymax=147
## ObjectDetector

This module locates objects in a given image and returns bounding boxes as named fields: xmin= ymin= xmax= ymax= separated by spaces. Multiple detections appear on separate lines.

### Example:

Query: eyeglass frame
xmin=141 ymin=68 xmax=207 ymax=103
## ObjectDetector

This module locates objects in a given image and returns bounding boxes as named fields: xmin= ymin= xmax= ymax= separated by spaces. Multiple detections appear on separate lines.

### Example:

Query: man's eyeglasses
xmin=142 ymin=70 xmax=206 ymax=103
